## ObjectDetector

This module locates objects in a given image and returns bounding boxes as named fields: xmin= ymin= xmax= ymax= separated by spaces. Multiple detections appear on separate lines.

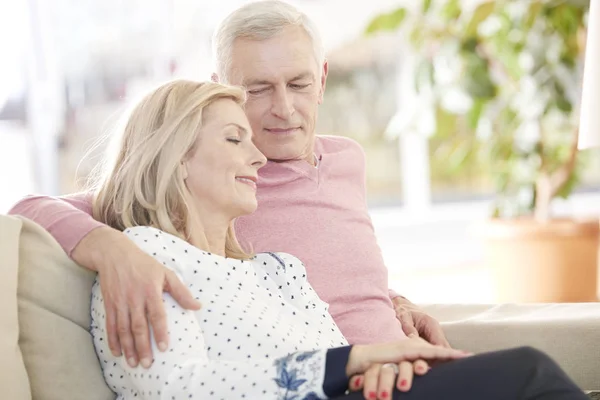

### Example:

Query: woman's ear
xmin=181 ymin=161 xmax=189 ymax=180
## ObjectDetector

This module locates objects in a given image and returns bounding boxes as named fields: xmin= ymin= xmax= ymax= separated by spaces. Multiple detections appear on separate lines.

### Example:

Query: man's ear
xmin=211 ymin=73 xmax=219 ymax=83
xmin=317 ymin=60 xmax=329 ymax=105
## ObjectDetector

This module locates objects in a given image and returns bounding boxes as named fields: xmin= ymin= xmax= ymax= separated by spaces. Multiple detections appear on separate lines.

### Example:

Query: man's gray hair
xmin=212 ymin=0 xmax=325 ymax=83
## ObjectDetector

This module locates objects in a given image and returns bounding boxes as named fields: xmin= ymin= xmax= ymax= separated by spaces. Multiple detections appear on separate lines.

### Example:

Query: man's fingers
xmin=415 ymin=315 xmax=451 ymax=348
xmin=398 ymin=311 xmax=419 ymax=338
xmin=130 ymin=302 xmax=153 ymax=369
xmin=146 ymin=291 xmax=169 ymax=352
xmin=116 ymin=308 xmax=137 ymax=368
xmin=104 ymin=301 xmax=122 ymax=357
xmin=165 ymin=271 xmax=202 ymax=310
xmin=427 ymin=329 xmax=451 ymax=348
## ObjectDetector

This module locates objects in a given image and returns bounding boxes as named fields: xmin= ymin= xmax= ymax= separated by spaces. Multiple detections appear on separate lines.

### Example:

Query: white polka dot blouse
xmin=90 ymin=226 xmax=352 ymax=399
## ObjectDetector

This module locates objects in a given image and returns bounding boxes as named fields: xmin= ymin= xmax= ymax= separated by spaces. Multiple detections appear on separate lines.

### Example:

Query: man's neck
xmin=267 ymin=152 xmax=318 ymax=166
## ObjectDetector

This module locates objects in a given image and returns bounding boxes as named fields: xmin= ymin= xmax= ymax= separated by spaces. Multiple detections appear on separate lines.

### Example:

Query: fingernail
xmin=158 ymin=342 xmax=168 ymax=352
xmin=127 ymin=357 xmax=137 ymax=368
xmin=353 ymin=376 xmax=362 ymax=387
xmin=141 ymin=358 xmax=152 ymax=368
xmin=111 ymin=348 xmax=122 ymax=357
xmin=381 ymin=391 xmax=389 ymax=398
xmin=368 ymin=391 xmax=377 ymax=399
xmin=400 ymin=379 xmax=408 ymax=387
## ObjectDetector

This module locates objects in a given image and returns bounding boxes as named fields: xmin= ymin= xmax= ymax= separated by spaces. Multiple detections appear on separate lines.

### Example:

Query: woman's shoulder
xmin=122 ymin=226 xmax=224 ymax=275
xmin=124 ymin=226 xmax=194 ymax=254
xmin=251 ymin=252 xmax=308 ymax=280
xmin=252 ymin=251 xmax=304 ymax=268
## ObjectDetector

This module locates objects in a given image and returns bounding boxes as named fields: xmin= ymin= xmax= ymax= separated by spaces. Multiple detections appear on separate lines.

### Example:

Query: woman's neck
xmin=187 ymin=213 xmax=230 ymax=257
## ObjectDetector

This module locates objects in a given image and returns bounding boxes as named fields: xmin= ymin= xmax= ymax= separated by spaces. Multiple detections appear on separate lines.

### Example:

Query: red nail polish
xmin=381 ymin=391 xmax=389 ymax=398
xmin=354 ymin=376 xmax=362 ymax=387
xmin=400 ymin=379 xmax=408 ymax=387
xmin=369 ymin=391 xmax=377 ymax=399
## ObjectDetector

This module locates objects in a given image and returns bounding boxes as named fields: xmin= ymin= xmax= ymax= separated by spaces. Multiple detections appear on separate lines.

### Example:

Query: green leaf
xmin=467 ymin=98 xmax=486 ymax=130
xmin=415 ymin=59 xmax=435 ymax=92
xmin=365 ymin=8 xmax=407 ymax=34
xmin=555 ymin=169 xmax=579 ymax=199
xmin=465 ymin=1 xmax=496 ymax=37
xmin=442 ymin=0 xmax=462 ymax=21
xmin=423 ymin=0 xmax=433 ymax=13
xmin=496 ymin=48 xmax=522 ymax=80
xmin=461 ymin=54 xmax=497 ymax=99
xmin=525 ymin=1 xmax=542 ymax=29
xmin=553 ymin=80 xmax=573 ymax=113
xmin=434 ymin=104 xmax=458 ymax=139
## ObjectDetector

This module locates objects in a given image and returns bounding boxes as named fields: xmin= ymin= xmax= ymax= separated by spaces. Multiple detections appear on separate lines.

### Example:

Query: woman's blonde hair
xmin=90 ymin=79 xmax=251 ymax=259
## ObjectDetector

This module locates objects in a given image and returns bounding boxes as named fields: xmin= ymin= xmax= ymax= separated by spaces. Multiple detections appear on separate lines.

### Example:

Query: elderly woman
xmin=89 ymin=79 xmax=586 ymax=400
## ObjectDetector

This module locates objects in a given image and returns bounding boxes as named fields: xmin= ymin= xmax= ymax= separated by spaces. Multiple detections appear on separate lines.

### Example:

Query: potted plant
xmin=366 ymin=0 xmax=598 ymax=302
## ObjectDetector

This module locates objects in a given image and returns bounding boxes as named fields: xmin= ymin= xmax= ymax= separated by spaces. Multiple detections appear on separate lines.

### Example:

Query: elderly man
xmin=9 ymin=0 xmax=449 ymax=370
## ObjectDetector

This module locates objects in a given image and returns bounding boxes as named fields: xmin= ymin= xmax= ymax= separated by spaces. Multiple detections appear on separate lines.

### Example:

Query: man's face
xmin=226 ymin=25 xmax=328 ymax=164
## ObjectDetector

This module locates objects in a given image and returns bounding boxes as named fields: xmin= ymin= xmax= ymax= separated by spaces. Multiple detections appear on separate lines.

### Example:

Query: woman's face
xmin=184 ymin=98 xmax=267 ymax=220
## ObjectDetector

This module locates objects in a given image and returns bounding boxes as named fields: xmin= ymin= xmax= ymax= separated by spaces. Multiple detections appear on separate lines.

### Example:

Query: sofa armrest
xmin=421 ymin=303 xmax=600 ymax=391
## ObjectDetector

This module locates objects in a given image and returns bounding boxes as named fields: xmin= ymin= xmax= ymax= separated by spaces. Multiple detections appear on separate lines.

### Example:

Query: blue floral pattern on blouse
xmin=273 ymin=351 xmax=326 ymax=400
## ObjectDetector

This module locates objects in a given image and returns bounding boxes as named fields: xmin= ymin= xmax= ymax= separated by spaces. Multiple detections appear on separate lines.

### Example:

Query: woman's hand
xmin=345 ymin=336 xmax=472 ymax=378
xmin=348 ymin=359 xmax=430 ymax=399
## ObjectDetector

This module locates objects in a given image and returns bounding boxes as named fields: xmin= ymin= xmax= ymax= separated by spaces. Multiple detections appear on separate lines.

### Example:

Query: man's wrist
xmin=71 ymin=226 xmax=116 ymax=272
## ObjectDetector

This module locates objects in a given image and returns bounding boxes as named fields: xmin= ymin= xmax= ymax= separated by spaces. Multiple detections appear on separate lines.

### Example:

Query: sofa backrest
xmin=0 ymin=215 xmax=31 ymax=400
xmin=0 ymin=214 xmax=115 ymax=400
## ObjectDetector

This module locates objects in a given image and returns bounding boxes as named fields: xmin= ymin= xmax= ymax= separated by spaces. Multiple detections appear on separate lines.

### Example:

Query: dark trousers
xmin=334 ymin=346 xmax=587 ymax=400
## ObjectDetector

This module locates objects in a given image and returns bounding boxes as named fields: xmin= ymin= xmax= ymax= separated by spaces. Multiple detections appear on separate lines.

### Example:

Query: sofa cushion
xmin=15 ymin=216 xmax=114 ymax=399
xmin=0 ymin=215 xmax=31 ymax=400
xmin=423 ymin=303 xmax=600 ymax=391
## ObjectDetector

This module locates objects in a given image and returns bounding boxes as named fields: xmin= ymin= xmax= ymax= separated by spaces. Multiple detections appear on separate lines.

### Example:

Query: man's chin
xmin=260 ymin=147 xmax=295 ymax=162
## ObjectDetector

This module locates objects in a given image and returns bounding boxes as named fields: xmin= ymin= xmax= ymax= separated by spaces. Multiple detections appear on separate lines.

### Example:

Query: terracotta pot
xmin=474 ymin=218 xmax=600 ymax=303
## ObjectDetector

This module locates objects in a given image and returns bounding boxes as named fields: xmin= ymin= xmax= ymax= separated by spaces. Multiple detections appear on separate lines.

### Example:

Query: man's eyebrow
xmin=243 ymin=73 xmax=314 ymax=86
xmin=244 ymin=79 xmax=272 ymax=87
xmin=290 ymin=72 xmax=314 ymax=81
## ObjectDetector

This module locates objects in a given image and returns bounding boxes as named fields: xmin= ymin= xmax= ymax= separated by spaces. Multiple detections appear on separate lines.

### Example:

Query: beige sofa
xmin=1 ymin=214 xmax=599 ymax=399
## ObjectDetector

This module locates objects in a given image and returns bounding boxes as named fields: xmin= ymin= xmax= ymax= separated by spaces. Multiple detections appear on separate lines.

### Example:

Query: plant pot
xmin=474 ymin=218 xmax=599 ymax=303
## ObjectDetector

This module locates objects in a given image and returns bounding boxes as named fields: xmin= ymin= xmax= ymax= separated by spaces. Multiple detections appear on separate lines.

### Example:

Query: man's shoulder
xmin=316 ymin=134 xmax=364 ymax=154
xmin=316 ymin=135 xmax=367 ymax=168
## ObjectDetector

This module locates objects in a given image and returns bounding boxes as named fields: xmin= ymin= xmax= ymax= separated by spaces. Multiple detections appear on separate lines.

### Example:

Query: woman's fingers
xmin=348 ymin=374 xmax=365 ymax=392
xmin=413 ymin=359 xmax=430 ymax=376
xmin=397 ymin=361 xmax=414 ymax=392
xmin=363 ymin=364 xmax=381 ymax=400
xmin=399 ymin=343 xmax=472 ymax=362
xmin=378 ymin=364 xmax=398 ymax=399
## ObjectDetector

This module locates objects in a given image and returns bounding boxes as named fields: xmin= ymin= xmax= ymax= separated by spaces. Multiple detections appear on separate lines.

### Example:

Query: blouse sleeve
xmin=90 ymin=227 xmax=352 ymax=400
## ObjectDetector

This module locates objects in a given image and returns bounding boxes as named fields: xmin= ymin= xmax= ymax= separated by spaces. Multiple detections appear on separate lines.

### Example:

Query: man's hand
xmin=392 ymin=296 xmax=451 ymax=348
xmin=73 ymin=226 xmax=202 ymax=368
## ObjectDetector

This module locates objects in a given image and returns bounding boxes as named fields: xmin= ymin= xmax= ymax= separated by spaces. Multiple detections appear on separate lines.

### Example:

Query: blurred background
xmin=1 ymin=0 xmax=599 ymax=304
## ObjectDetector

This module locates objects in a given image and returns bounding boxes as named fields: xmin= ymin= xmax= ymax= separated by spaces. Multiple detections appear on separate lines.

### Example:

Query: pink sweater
xmin=9 ymin=135 xmax=405 ymax=344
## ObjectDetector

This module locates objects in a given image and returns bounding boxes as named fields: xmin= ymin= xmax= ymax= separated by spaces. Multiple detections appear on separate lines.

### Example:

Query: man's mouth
xmin=265 ymin=127 xmax=300 ymax=135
